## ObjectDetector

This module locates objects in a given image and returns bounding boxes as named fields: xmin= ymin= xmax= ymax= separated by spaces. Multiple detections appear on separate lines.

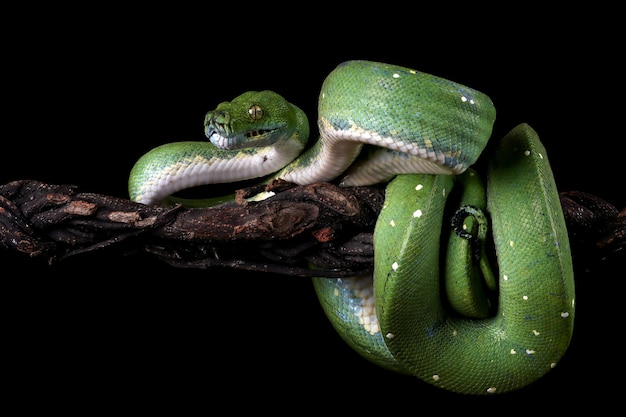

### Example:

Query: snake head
xmin=204 ymin=90 xmax=306 ymax=150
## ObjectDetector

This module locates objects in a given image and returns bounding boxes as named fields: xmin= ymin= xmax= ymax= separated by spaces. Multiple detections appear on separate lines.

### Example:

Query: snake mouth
xmin=245 ymin=128 xmax=276 ymax=140
xmin=207 ymin=126 xmax=284 ymax=150
xmin=205 ymin=129 xmax=228 ymax=149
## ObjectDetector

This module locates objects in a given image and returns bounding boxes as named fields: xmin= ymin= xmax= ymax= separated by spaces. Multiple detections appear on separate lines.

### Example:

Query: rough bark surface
xmin=0 ymin=179 xmax=384 ymax=276
xmin=1 ymin=180 xmax=623 ymax=276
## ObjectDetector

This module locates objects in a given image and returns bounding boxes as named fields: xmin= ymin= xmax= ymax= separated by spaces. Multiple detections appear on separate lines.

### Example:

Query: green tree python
xmin=128 ymin=60 xmax=575 ymax=395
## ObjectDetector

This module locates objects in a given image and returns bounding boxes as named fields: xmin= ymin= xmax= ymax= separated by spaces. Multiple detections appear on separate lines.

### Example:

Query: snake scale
xmin=128 ymin=60 xmax=575 ymax=395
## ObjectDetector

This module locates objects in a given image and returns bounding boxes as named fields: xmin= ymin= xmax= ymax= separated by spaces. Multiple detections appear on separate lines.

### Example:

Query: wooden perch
xmin=1 ymin=179 xmax=623 ymax=276
xmin=0 ymin=179 xmax=384 ymax=277
xmin=559 ymin=190 xmax=625 ymax=267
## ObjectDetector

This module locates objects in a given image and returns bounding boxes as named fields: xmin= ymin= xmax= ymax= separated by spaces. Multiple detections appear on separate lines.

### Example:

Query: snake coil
xmin=129 ymin=61 xmax=575 ymax=395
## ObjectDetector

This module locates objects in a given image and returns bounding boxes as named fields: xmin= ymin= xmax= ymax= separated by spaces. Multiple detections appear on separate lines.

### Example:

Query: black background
xmin=3 ymin=6 xmax=624 ymax=413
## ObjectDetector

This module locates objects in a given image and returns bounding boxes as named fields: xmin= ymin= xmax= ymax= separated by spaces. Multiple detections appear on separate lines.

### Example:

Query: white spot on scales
xmin=523 ymin=149 xmax=543 ymax=159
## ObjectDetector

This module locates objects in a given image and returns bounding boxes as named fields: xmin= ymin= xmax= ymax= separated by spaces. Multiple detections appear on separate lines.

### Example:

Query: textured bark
xmin=0 ymin=179 xmax=384 ymax=277
xmin=1 ymin=180 xmax=623 ymax=276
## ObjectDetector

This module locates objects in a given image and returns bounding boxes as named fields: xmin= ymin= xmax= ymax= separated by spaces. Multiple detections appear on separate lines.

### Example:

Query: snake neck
xmin=129 ymin=138 xmax=306 ymax=206
xmin=276 ymin=132 xmax=364 ymax=185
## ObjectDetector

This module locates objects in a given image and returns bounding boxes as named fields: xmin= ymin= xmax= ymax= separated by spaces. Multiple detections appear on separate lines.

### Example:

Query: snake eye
xmin=248 ymin=104 xmax=263 ymax=121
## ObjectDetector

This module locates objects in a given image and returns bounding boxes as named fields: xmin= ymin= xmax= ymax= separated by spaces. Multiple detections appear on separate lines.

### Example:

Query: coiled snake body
xmin=129 ymin=60 xmax=575 ymax=395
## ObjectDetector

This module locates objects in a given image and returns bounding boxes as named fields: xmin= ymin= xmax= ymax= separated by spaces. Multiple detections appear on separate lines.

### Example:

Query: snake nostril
xmin=205 ymin=110 xmax=230 ymax=126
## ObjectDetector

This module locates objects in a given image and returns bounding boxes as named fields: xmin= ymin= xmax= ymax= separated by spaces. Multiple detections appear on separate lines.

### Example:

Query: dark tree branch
xmin=559 ymin=190 xmax=625 ymax=267
xmin=1 ymin=179 xmax=623 ymax=276
xmin=0 ymin=179 xmax=384 ymax=277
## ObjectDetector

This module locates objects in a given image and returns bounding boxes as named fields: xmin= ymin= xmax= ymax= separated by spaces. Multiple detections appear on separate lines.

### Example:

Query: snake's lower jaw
xmin=207 ymin=131 xmax=226 ymax=148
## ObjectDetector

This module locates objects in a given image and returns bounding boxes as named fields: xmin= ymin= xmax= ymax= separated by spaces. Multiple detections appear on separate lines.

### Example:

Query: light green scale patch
xmin=312 ymin=276 xmax=408 ymax=374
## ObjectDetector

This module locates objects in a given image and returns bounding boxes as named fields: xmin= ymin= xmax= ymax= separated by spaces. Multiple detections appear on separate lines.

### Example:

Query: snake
xmin=128 ymin=60 xmax=575 ymax=395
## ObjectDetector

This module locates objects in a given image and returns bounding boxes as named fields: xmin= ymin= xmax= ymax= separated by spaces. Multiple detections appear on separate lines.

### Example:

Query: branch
xmin=559 ymin=190 xmax=625 ymax=268
xmin=0 ymin=179 xmax=383 ymax=277
xmin=1 ymin=180 xmax=623 ymax=275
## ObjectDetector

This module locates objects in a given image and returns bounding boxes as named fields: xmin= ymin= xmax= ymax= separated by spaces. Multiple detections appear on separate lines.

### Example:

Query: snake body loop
xmin=128 ymin=60 xmax=575 ymax=394
xmin=372 ymin=124 xmax=574 ymax=394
